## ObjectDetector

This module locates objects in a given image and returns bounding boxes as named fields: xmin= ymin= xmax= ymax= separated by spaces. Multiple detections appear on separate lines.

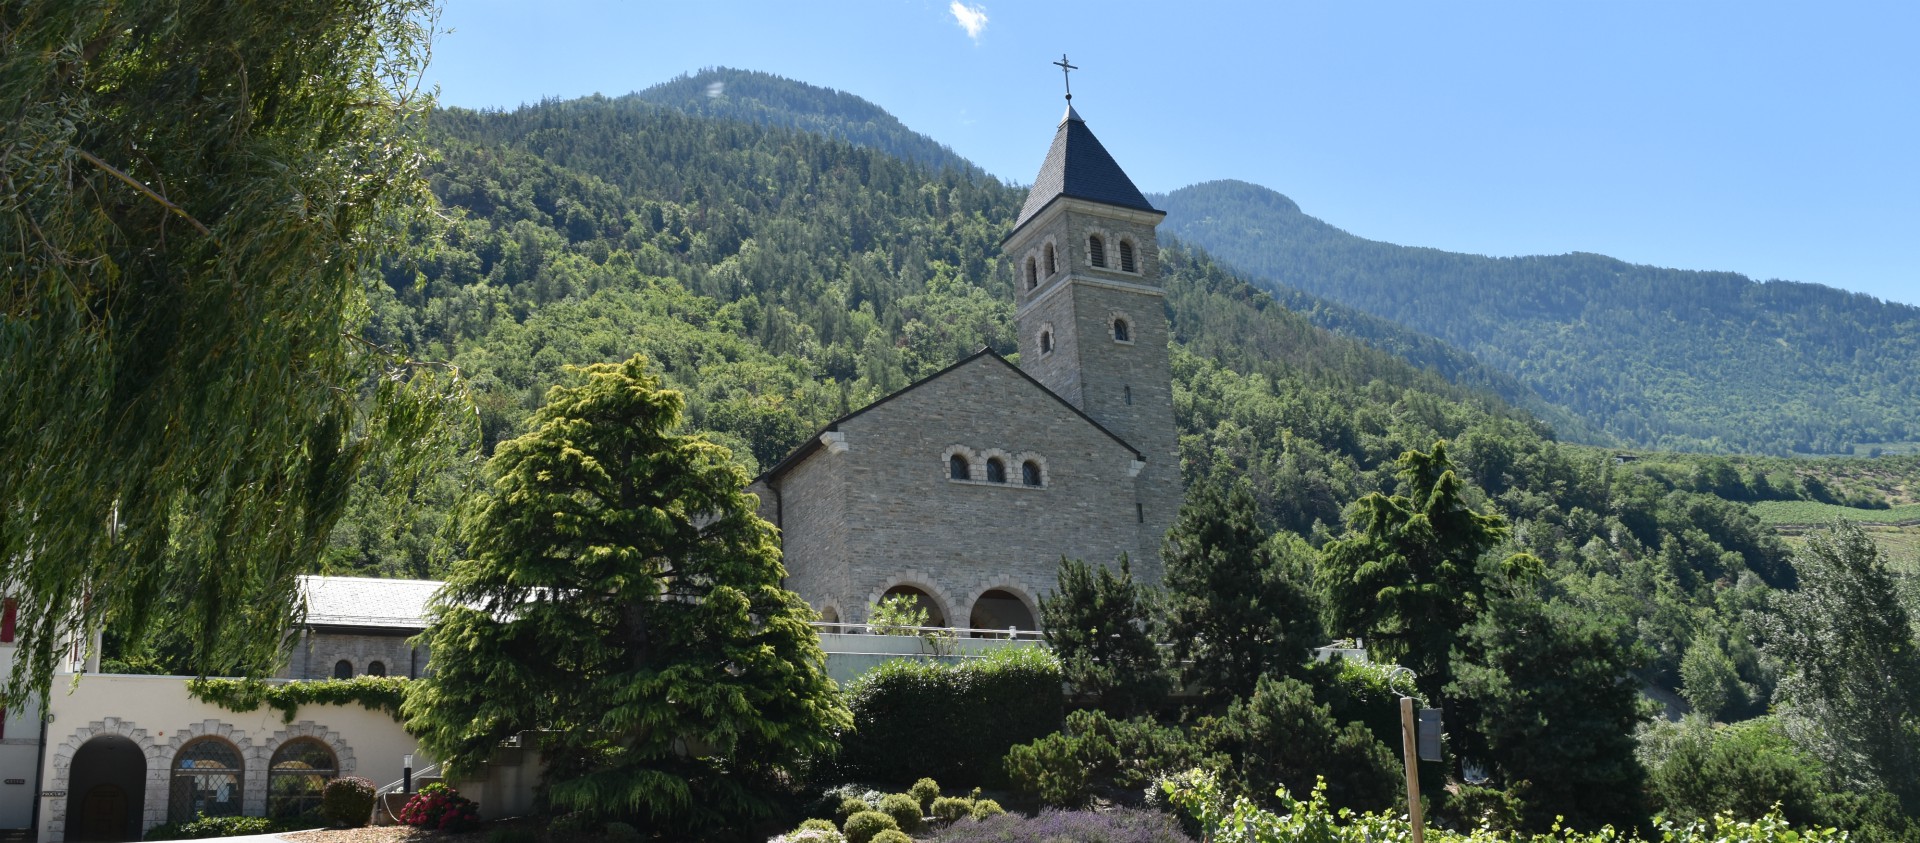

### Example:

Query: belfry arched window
xmin=1119 ymin=239 xmax=1137 ymax=272
xmin=1113 ymin=318 xmax=1130 ymax=342
xmin=1088 ymin=235 xmax=1106 ymax=268
xmin=1025 ymin=257 xmax=1038 ymax=291
xmin=1045 ymin=243 xmax=1057 ymax=276
xmin=1040 ymin=330 xmax=1053 ymax=355
xmin=949 ymin=454 xmax=969 ymax=480
xmin=1021 ymin=461 xmax=1042 ymax=487
xmin=986 ymin=458 xmax=1007 ymax=484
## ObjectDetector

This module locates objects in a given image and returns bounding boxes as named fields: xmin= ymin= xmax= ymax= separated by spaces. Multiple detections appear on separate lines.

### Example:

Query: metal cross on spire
xmin=1053 ymin=53 xmax=1078 ymax=101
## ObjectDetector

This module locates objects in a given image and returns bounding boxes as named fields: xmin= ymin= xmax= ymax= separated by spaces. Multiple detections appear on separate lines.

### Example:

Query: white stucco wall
xmin=37 ymin=674 xmax=420 ymax=842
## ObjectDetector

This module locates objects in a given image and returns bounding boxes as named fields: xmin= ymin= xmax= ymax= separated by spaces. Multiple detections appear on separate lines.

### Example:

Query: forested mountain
xmin=1159 ymin=179 xmax=1920 ymax=456
xmin=311 ymin=91 xmax=1913 ymax=725
xmin=631 ymin=68 xmax=983 ymax=178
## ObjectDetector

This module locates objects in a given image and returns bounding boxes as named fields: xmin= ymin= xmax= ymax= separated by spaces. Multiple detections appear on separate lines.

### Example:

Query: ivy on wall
xmin=187 ymin=676 xmax=409 ymax=723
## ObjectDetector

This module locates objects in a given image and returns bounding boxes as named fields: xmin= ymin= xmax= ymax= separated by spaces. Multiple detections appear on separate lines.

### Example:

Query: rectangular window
xmin=1137 ymin=503 xmax=1145 ymax=523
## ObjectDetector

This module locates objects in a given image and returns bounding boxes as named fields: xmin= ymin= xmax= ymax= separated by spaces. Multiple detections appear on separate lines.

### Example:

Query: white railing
xmin=372 ymin=761 xmax=440 ymax=824
xmin=808 ymin=620 xmax=1046 ymax=640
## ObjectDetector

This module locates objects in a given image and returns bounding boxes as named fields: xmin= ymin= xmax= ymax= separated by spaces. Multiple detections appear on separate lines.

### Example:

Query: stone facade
xmin=279 ymin=629 xmax=426 ymax=680
xmin=753 ymin=353 xmax=1152 ymax=626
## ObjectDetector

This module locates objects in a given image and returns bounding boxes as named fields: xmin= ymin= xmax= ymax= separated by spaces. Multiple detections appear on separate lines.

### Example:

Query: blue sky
xmin=424 ymin=1 xmax=1918 ymax=306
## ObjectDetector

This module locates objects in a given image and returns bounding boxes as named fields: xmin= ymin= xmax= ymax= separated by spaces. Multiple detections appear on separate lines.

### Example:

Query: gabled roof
xmin=754 ymin=348 xmax=1141 ymax=486
xmin=299 ymin=575 xmax=442 ymax=630
xmin=1013 ymin=105 xmax=1161 ymax=231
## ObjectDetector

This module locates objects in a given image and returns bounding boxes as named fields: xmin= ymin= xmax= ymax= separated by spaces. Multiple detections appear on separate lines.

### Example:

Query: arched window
xmin=949 ymin=454 xmax=969 ymax=480
xmin=267 ymin=739 xmax=337 ymax=820
xmin=169 ymin=738 xmax=243 ymax=822
xmin=367 ymin=660 xmax=386 ymax=677
xmin=1040 ymin=330 xmax=1053 ymax=355
xmin=985 ymin=458 xmax=1006 ymax=483
xmin=1088 ymin=235 xmax=1106 ymax=268
xmin=1044 ymin=243 xmax=1057 ymax=276
xmin=332 ymin=659 xmax=352 ymax=679
xmin=1024 ymin=257 xmax=1037 ymax=291
xmin=1119 ymin=239 xmax=1137 ymax=272
xmin=1113 ymin=318 xmax=1130 ymax=342
xmin=1021 ymin=461 xmax=1042 ymax=487
xmin=1125 ymin=385 xmax=1133 ymax=405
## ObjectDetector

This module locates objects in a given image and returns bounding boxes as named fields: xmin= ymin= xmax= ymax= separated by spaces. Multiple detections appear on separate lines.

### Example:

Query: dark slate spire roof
xmin=1014 ymin=105 xmax=1160 ymax=231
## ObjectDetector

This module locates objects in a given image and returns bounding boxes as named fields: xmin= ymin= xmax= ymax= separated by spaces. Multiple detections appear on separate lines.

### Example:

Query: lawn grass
xmin=1748 ymin=500 xmax=1920 ymax=526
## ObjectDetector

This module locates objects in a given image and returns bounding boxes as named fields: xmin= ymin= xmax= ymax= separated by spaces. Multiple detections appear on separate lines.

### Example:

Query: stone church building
xmin=749 ymin=103 xmax=1184 ymax=632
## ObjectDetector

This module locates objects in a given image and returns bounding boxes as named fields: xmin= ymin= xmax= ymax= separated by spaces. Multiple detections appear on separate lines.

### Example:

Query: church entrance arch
xmin=968 ymin=589 xmax=1037 ymax=636
xmin=879 ymin=585 xmax=947 ymax=628
xmin=66 ymin=735 xmax=145 ymax=842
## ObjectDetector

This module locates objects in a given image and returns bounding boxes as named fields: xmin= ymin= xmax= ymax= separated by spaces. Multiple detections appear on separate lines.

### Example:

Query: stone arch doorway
xmin=880 ymin=585 xmax=947 ymax=628
xmin=969 ymin=589 xmax=1037 ymax=635
xmin=66 ymin=735 xmax=145 ymax=842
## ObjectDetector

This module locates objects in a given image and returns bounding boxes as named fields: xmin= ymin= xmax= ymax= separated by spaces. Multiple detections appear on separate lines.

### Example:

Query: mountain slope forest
xmin=291 ymin=86 xmax=1918 ymax=737
xmin=1158 ymin=179 xmax=1920 ymax=456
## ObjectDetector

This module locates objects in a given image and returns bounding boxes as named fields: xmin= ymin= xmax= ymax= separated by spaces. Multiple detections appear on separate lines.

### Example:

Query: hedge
xmin=838 ymin=647 xmax=1062 ymax=787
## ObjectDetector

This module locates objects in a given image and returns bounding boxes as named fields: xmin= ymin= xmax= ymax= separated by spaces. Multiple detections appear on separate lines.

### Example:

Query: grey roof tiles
xmin=1014 ymin=105 xmax=1159 ymax=230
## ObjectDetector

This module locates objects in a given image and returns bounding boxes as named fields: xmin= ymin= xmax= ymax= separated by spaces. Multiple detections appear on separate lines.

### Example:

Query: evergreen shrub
xmin=839 ymin=647 xmax=1062 ymax=787
xmin=968 ymin=799 xmax=1004 ymax=821
xmin=927 ymin=808 xmax=1190 ymax=843
xmin=320 ymin=775 xmax=376 ymax=828
xmin=870 ymin=831 xmax=913 ymax=843
xmin=837 ymin=795 xmax=874 ymax=819
xmin=876 ymin=792 xmax=922 ymax=831
xmin=929 ymin=796 xmax=975 ymax=824
xmin=487 ymin=828 xmax=537 ymax=843
xmin=143 ymin=815 xmax=313 ymax=840
xmin=1004 ymin=709 xmax=1205 ymax=807
xmin=602 ymin=821 xmax=641 ymax=843
xmin=843 ymin=810 xmax=900 ymax=843
xmin=910 ymin=776 xmax=941 ymax=810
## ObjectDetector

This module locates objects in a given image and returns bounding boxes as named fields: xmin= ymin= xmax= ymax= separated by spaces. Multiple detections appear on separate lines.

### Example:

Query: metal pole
xmin=403 ymin=754 xmax=414 ymax=796
xmin=1400 ymin=697 xmax=1425 ymax=843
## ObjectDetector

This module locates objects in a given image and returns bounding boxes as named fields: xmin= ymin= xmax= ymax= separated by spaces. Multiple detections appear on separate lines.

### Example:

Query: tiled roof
xmin=1013 ymin=104 xmax=1159 ymax=230
xmin=299 ymin=575 xmax=443 ymax=629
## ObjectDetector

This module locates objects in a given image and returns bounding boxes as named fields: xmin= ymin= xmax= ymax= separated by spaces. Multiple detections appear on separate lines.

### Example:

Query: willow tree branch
xmin=74 ymin=149 xmax=213 ymax=238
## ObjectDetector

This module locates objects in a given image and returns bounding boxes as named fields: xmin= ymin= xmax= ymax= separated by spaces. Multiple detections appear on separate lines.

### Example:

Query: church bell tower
xmin=1005 ymin=67 xmax=1181 ymax=579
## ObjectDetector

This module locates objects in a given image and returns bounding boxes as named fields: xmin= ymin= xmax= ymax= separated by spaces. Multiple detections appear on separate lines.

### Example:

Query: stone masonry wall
xmin=809 ymin=355 xmax=1147 ymax=626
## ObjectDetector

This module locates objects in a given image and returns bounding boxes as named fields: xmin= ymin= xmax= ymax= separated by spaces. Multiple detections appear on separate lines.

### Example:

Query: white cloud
xmin=949 ymin=2 xmax=988 ymax=43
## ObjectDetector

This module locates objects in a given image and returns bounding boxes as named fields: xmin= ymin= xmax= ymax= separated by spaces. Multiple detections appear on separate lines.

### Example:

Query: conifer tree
xmin=1162 ymin=481 xmax=1322 ymax=703
xmin=1318 ymin=441 xmax=1534 ymax=705
xmin=403 ymin=356 xmax=848 ymax=834
xmin=1040 ymin=555 xmax=1169 ymax=717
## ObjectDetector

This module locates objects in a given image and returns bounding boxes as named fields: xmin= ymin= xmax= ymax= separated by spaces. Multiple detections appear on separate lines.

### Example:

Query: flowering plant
xmin=397 ymin=782 xmax=482 ymax=832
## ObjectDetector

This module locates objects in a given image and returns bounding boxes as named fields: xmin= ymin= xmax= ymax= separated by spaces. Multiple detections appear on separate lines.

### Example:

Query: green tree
xmin=1448 ymin=596 xmax=1649 ymax=832
xmin=1039 ymin=556 xmax=1169 ymax=717
xmin=0 ymin=0 xmax=459 ymax=695
xmin=1318 ymin=441 xmax=1530 ymax=704
xmin=1163 ymin=482 xmax=1323 ymax=703
xmin=1763 ymin=521 xmax=1920 ymax=813
xmin=403 ymin=356 xmax=848 ymax=834
xmin=1202 ymin=674 xmax=1400 ymax=813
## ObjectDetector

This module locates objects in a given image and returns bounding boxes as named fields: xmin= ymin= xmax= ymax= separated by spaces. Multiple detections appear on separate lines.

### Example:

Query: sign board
xmin=1416 ymin=708 xmax=1443 ymax=762
xmin=41 ymin=790 xmax=64 ymax=798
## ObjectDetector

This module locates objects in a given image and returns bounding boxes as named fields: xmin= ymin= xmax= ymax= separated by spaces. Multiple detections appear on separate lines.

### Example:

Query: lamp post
xmin=403 ymin=754 xmax=414 ymax=796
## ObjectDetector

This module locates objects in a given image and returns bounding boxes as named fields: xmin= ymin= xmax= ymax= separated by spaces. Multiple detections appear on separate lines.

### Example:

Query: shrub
xmin=1200 ymin=675 xmax=1398 ymax=813
xmin=843 ymin=810 xmax=900 ymax=843
xmin=911 ymin=777 xmax=942 ymax=810
xmin=837 ymin=795 xmax=874 ymax=819
xmin=487 ymin=828 xmax=537 ymax=843
xmin=143 ymin=815 xmax=313 ymax=840
xmin=320 ymin=775 xmax=376 ymax=828
xmin=840 ymin=647 xmax=1062 ymax=787
xmin=930 ymin=796 xmax=975 ymax=824
xmin=397 ymin=782 xmax=481 ymax=833
xmin=968 ymin=799 xmax=1004 ymax=821
xmin=547 ymin=811 xmax=595 ymax=839
xmin=870 ymin=831 xmax=914 ymax=843
xmin=876 ymin=792 xmax=922 ymax=832
xmin=771 ymin=818 xmax=846 ymax=843
xmin=602 ymin=821 xmax=641 ymax=843
xmin=1005 ymin=709 xmax=1206 ymax=807
xmin=928 ymin=807 xmax=1191 ymax=843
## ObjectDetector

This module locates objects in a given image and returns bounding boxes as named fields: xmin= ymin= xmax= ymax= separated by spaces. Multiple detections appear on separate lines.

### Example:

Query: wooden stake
xmin=1400 ymin=696 xmax=1425 ymax=843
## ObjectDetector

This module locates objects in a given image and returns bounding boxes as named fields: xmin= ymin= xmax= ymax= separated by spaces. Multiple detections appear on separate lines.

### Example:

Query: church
xmin=748 ymin=99 xmax=1185 ymax=632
